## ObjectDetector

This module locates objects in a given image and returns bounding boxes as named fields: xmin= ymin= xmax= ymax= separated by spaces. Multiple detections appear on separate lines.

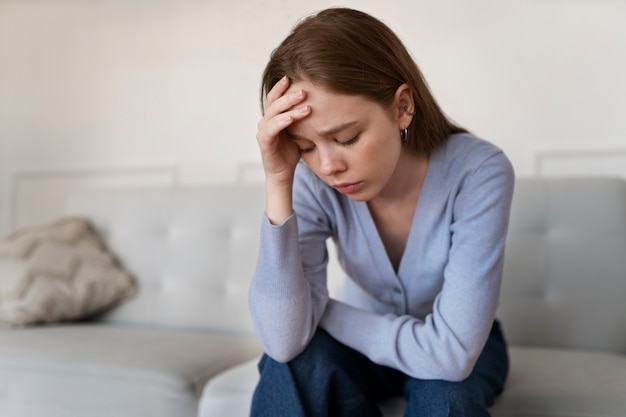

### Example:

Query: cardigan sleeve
xmin=248 ymin=165 xmax=333 ymax=362
xmin=320 ymin=150 xmax=515 ymax=381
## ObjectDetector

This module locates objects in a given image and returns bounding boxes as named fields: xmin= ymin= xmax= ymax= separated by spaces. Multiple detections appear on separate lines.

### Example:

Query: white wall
xmin=1 ymin=0 xmax=625 ymax=232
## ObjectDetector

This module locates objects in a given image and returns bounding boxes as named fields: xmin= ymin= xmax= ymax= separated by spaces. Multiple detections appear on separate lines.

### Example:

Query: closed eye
xmin=337 ymin=135 xmax=360 ymax=146
xmin=300 ymin=136 xmax=360 ymax=153
xmin=285 ymin=130 xmax=315 ymax=154
xmin=299 ymin=145 xmax=315 ymax=154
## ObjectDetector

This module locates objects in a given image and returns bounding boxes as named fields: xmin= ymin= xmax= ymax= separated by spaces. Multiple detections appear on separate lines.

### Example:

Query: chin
xmin=345 ymin=189 xmax=375 ymax=202
xmin=347 ymin=194 xmax=368 ymax=202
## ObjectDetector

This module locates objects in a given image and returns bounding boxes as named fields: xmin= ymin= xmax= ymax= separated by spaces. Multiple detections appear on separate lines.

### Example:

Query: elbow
xmin=420 ymin=362 xmax=473 ymax=383
xmin=439 ymin=352 xmax=479 ymax=382
xmin=261 ymin=341 xmax=304 ymax=364
xmin=265 ymin=349 xmax=298 ymax=363
xmin=444 ymin=364 xmax=474 ymax=382
xmin=406 ymin=351 xmax=477 ymax=382
xmin=253 ymin=322 xmax=314 ymax=364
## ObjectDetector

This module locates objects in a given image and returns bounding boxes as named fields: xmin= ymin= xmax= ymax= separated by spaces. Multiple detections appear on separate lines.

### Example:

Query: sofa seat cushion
xmin=198 ymin=357 xmax=260 ymax=417
xmin=199 ymin=346 xmax=626 ymax=417
xmin=491 ymin=346 xmax=626 ymax=417
xmin=0 ymin=324 xmax=261 ymax=417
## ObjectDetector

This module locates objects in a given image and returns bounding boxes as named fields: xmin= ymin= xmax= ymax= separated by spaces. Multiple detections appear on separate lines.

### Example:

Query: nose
xmin=317 ymin=146 xmax=346 ymax=176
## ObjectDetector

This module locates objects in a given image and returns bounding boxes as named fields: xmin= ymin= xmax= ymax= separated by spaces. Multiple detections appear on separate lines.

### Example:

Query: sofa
xmin=200 ymin=177 xmax=626 ymax=417
xmin=0 ymin=186 xmax=266 ymax=417
xmin=1 ymin=177 xmax=625 ymax=417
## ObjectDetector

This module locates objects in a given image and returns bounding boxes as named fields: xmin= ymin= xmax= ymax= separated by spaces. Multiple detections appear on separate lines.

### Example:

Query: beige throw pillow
xmin=0 ymin=217 xmax=136 ymax=326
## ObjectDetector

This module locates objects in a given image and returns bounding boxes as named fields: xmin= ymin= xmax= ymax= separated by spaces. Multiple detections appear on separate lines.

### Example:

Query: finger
xmin=258 ymin=105 xmax=311 ymax=145
xmin=266 ymin=75 xmax=290 ymax=108
xmin=264 ymin=76 xmax=309 ymax=118
xmin=265 ymin=89 xmax=307 ymax=121
xmin=257 ymin=113 xmax=292 ymax=144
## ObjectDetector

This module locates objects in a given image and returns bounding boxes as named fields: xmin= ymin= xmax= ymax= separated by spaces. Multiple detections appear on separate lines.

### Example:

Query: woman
xmin=249 ymin=7 xmax=514 ymax=417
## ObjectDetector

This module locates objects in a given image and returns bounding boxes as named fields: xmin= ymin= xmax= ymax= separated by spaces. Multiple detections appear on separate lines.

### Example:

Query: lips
xmin=333 ymin=182 xmax=363 ymax=194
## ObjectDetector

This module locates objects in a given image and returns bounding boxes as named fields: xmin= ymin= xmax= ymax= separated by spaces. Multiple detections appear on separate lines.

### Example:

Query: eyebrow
xmin=287 ymin=121 xmax=359 ymax=141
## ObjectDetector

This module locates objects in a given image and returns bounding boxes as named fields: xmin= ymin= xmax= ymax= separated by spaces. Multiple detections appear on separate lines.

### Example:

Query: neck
xmin=371 ymin=150 xmax=429 ymax=205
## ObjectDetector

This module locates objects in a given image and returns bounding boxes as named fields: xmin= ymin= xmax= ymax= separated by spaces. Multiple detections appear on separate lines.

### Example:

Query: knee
xmin=258 ymin=329 xmax=342 ymax=376
xmin=290 ymin=329 xmax=348 ymax=374
xmin=404 ymin=378 xmax=490 ymax=416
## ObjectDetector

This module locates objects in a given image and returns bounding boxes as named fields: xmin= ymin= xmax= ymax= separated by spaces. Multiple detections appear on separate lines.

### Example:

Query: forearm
xmin=249 ymin=279 xmax=319 ymax=362
xmin=319 ymin=297 xmax=495 ymax=381
xmin=249 ymin=214 xmax=329 ymax=362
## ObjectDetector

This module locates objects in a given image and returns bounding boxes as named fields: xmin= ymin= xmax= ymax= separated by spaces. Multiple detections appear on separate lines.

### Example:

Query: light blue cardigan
xmin=249 ymin=134 xmax=515 ymax=381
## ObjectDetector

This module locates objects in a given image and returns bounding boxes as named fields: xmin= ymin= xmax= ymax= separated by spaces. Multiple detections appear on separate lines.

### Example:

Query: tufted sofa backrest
xmin=498 ymin=177 xmax=626 ymax=353
xmin=65 ymin=179 xmax=626 ymax=352
xmin=65 ymin=186 xmax=265 ymax=334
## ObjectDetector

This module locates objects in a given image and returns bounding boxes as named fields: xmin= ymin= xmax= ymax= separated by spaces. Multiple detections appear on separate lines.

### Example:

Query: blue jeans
xmin=250 ymin=321 xmax=508 ymax=417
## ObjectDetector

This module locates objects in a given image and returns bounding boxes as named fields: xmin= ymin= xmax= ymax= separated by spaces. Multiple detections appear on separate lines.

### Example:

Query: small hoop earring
xmin=403 ymin=106 xmax=416 ymax=116
xmin=400 ymin=128 xmax=409 ymax=143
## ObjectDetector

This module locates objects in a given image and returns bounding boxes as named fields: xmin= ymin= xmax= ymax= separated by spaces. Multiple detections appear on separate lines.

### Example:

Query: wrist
xmin=265 ymin=181 xmax=294 ymax=225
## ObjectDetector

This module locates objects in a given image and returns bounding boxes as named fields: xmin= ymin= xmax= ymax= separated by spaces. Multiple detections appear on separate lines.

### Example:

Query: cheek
xmin=365 ymin=131 xmax=401 ymax=163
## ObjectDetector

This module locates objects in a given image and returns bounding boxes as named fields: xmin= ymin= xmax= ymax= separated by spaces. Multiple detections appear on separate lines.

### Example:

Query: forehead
xmin=287 ymin=80 xmax=369 ymax=107
xmin=286 ymin=81 xmax=385 ymax=135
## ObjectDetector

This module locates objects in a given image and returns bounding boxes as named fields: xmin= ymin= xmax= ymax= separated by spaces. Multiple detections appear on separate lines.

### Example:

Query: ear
xmin=393 ymin=83 xmax=415 ymax=129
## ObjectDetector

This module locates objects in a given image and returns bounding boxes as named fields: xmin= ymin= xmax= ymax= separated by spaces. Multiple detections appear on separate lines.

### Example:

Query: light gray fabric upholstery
xmin=2 ymin=178 xmax=624 ymax=417
xmin=0 ymin=325 xmax=259 ymax=417
xmin=499 ymin=178 xmax=626 ymax=352
xmin=491 ymin=346 xmax=626 ymax=416
xmin=0 ymin=186 xmax=265 ymax=417
xmin=64 ymin=186 xmax=265 ymax=334
xmin=200 ymin=177 xmax=626 ymax=417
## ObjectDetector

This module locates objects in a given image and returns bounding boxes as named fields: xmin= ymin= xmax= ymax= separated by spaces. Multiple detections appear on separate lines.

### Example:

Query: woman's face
xmin=285 ymin=81 xmax=410 ymax=202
